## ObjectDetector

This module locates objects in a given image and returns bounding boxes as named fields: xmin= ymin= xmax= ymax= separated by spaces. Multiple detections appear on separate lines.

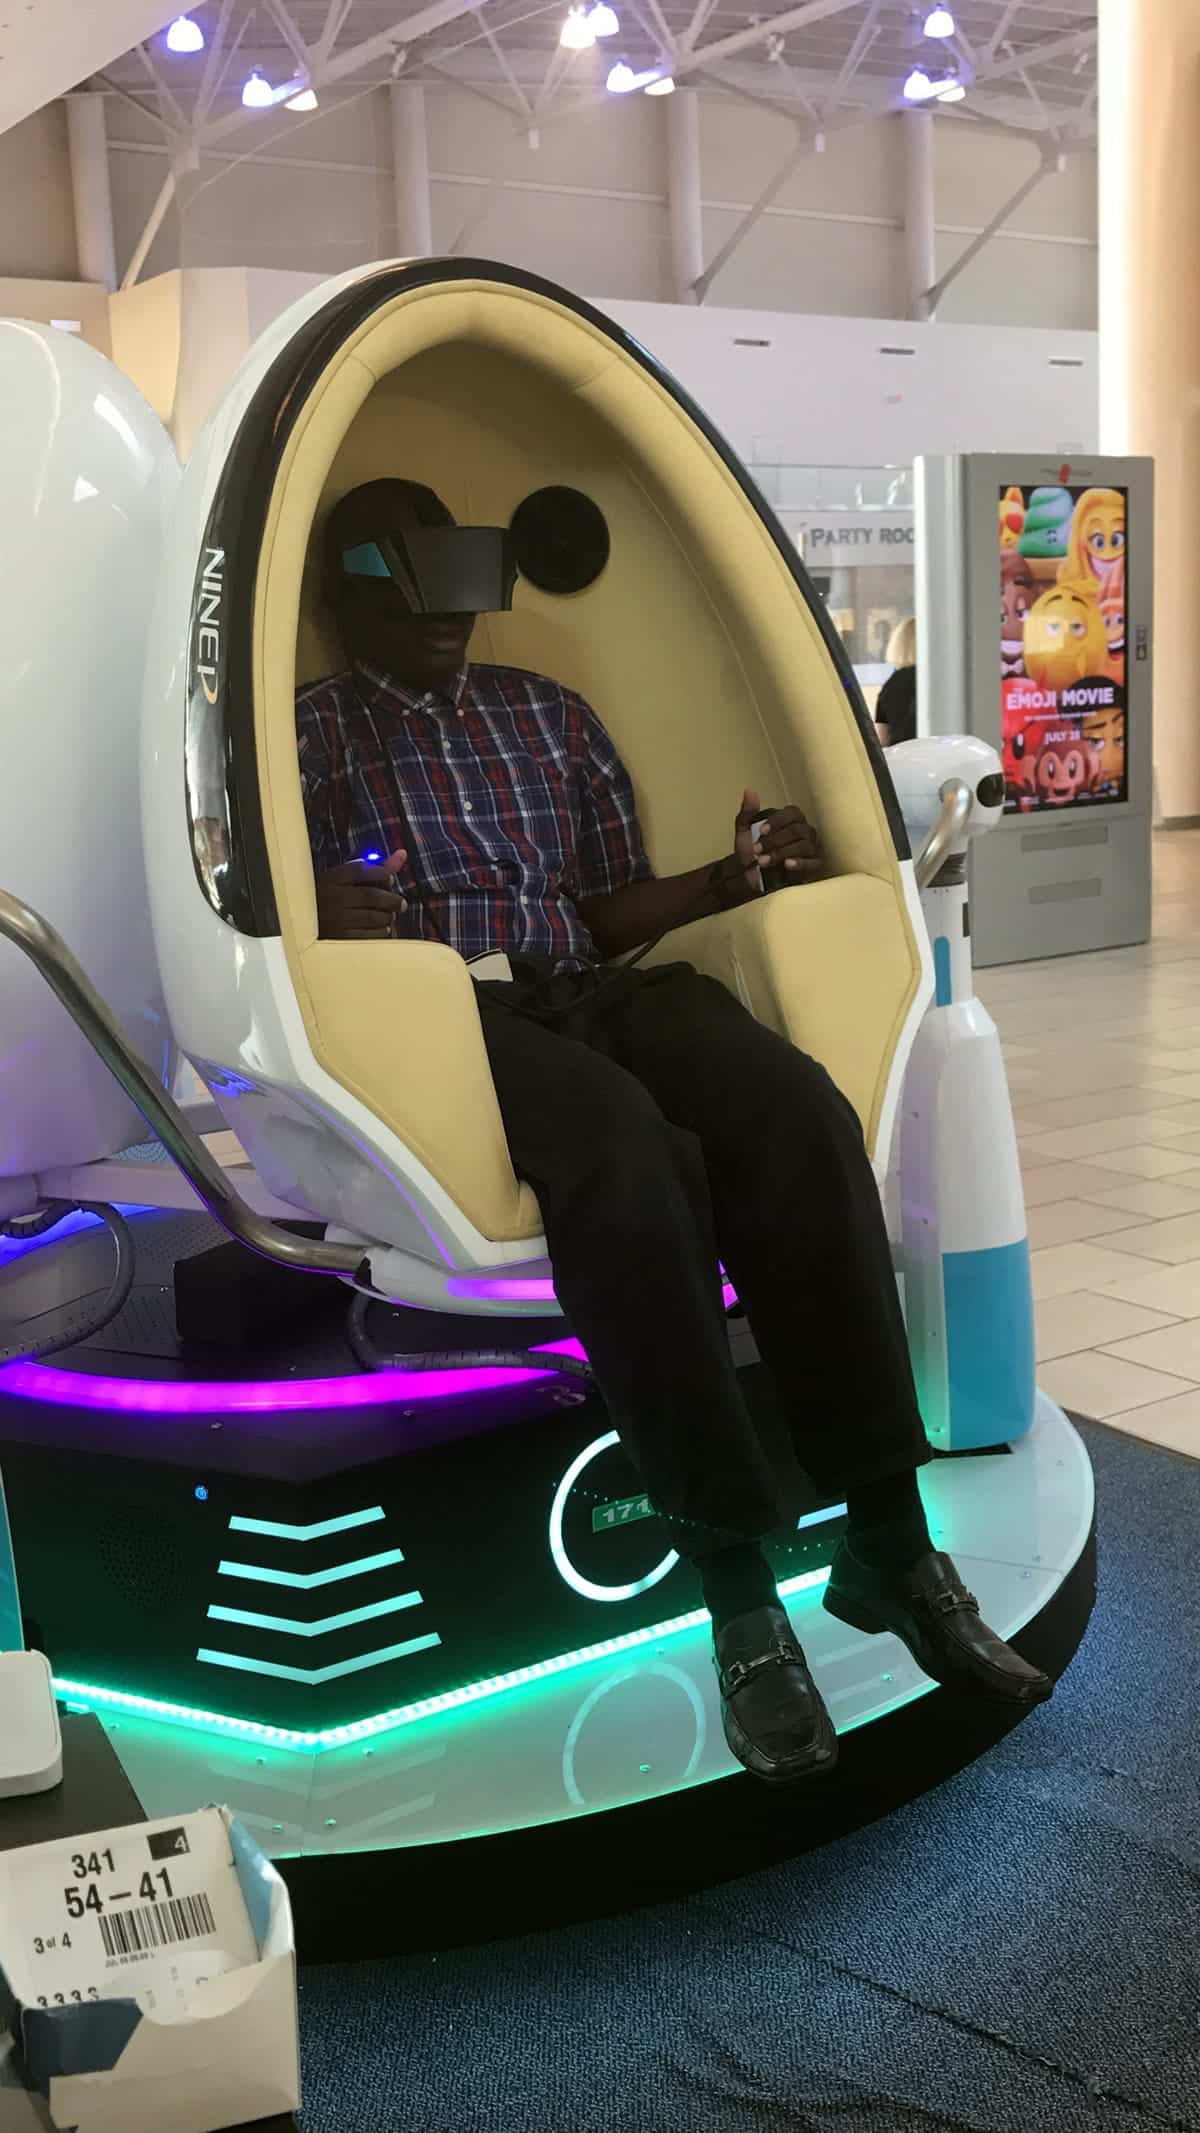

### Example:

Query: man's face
xmin=341 ymin=582 xmax=476 ymax=692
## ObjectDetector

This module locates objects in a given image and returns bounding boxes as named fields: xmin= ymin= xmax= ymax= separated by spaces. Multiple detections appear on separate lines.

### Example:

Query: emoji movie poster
xmin=998 ymin=483 xmax=1127 ymax=814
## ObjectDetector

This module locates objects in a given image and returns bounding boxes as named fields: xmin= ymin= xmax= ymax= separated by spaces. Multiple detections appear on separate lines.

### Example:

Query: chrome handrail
xmin=914 ymin=779 xmax=973 ymax=891
xmin=0 ymin=889 xmax=366 ymax=1280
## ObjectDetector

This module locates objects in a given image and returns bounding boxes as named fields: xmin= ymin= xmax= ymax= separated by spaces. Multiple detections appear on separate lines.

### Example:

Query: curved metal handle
xmin=0 ymin=888 xmax=366 ymax=1280
xmin=914 ymin=779 xmax=973 ymax=890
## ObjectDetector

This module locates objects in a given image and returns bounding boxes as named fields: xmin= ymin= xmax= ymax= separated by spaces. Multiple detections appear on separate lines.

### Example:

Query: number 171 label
xmin=592 ymin=1492 xmax=656 ymax=1533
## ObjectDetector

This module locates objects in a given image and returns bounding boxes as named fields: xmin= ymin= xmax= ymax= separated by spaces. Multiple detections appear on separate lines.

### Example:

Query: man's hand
xmin=315 ymin=848 xmax=408 ymax=940
xmin=733 ymin=788 xmax=824 ymax=896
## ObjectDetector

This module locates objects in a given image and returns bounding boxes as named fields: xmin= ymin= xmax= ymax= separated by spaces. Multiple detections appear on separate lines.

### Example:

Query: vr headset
xmin=341 ymin=524 xmax=517 ymax=617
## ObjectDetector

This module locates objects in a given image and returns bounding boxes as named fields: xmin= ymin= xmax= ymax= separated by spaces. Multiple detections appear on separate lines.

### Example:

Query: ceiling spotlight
xmin=923 ymin=5 xmax=955 ymax=34
xmin=560 ymin=6 xmax=596 ymax=50
xmin=241 ymin=67 xmax=274 ymax=107
xmin=644 ymin=74 xmax=674 ymax=94
xmin=588 ymin=2 xmax=620 ymax=34
xmin=606 ymin=57 xmax=637 ymax=91
xmin=286 ymin=86 xmax=319 ymax=110
xmin=902 ymin=67 xmax=935 ymax=101
xmin=165 ymin=14 xmax=204 ymax=53
xmin=936 ymin=79 xmax=965 ymax=101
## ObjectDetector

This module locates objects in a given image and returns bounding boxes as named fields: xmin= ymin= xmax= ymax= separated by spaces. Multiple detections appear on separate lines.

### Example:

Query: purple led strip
xmin=0 ymin=1288 xmax=739 ymax=1416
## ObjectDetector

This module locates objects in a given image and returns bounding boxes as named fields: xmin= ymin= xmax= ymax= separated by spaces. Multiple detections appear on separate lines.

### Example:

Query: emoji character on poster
xmin=999 ymin=486 xmax=1026 ymax=551
xmin=1032 ymin=729 xmax=1099 ymax=808
xmin=1002 ymin=549 xmax=1036 ymax=677
xmin=1096 ymin=551 xmax=1126 ymax=683
xmin=1017 ymin=486 xmax=1074 ymax=580
xmin=1081 ymin=705 xmax=1126 ymax=797
xmin=1023 ymin=580 xmax=1108 ymax=692
xmin=1061 ymin=487 xmax=1125 ymax=599
xmin=1101 ymin=593 xmax=1126 ymax=683
xmin=1004 ymin=724 xmax=1034 ymax=804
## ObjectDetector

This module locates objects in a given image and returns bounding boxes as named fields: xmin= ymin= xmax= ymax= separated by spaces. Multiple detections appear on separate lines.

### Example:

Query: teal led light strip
xmin=227 ymin=1508 xmax=385 ymax=1542
xmin=57 ymin=1565 xmax=830 ymax=1752
xmin=217 ymin=1548 xmax=406 ymax=1591
xmin=206 ymin=1590 xmax=423 ymax=1638
xmin=196 ymin=1629 xmax=443 ymax=1686
xmin=0 ymin=1473 xmax=23 ymax=1653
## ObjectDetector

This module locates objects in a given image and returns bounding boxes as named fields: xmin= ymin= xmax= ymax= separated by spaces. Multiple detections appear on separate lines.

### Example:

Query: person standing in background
xmin=875 ymin=616 xmax=917 ymax=749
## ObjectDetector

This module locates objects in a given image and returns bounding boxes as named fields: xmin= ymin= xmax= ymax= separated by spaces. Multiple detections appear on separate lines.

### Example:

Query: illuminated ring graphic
xmin=548 ymin=1429 xmax=679 ymax=1603
xmin=561 ymin=1659 xmax=706 ymax=1808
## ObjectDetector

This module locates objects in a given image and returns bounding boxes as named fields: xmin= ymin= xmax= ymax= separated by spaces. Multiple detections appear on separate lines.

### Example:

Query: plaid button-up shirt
xmin=295 ymin=659 xmax=652 ymax=967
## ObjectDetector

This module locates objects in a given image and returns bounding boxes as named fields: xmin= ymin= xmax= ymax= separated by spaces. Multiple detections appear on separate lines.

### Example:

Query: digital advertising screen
xmin=999 ymin=483 xmax=1127 ymax=814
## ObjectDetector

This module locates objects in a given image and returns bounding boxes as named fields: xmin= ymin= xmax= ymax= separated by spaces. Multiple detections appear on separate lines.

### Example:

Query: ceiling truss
xmin=84 ymin=1 xmax=1098 ymax=292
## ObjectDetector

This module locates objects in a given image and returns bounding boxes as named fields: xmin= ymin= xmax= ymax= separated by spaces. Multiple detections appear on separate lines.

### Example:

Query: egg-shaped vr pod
xmin=144 ymin=259 xmax=931 ymax=1315
xmin=0 ymin=271 xmax=1096 ymax=1957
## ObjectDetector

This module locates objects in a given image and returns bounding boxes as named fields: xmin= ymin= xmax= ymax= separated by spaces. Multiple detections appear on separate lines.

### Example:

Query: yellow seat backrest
xmin=256 ymin=274 xmax=923 ymax=1244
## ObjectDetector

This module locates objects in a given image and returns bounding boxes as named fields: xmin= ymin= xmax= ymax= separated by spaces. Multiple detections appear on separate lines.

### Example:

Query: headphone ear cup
xmin=510 ymin=487 xmax=610 ymax=595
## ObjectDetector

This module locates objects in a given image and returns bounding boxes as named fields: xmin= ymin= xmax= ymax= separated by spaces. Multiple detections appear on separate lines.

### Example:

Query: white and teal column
xmin=889 ymin=737 xmax=1036 ymax=1451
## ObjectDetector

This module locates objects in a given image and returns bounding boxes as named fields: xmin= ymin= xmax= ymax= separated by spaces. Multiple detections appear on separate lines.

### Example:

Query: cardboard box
xmin=0 ymin=1809 xmax=299 ymax=2133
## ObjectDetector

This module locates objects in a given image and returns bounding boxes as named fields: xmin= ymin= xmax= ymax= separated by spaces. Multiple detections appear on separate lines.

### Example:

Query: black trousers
xmin=476 ymin=960 xmax=931 ymax=1564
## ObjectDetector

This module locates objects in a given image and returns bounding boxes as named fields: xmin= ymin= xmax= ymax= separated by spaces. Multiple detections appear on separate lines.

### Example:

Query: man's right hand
xmin=315 ymin=849 xmax=408 ymax=940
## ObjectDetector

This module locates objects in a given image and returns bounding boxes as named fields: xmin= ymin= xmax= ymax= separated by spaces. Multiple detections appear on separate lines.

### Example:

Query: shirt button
xmin=464 ymin=801 xmax=474 ymax=814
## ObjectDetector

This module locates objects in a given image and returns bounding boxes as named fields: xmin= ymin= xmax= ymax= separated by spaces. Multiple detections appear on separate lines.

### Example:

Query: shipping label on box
xmin=0 ymin=1809 xmax=298 ymax=2133
xmin=0 ymin=1813 xmax=256 ymax=2019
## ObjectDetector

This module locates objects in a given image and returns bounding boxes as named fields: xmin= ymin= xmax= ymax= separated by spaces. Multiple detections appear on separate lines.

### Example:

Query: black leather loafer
xmin=714 ymin=1603 xmax=839 ymax=1784
xmin=823 ymin=1541 xmax=1053 ymax=1707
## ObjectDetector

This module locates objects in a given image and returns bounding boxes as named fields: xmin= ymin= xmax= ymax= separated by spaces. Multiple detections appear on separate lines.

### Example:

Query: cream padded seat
xmin=255 ymin=274 xmax=925 ymax=1245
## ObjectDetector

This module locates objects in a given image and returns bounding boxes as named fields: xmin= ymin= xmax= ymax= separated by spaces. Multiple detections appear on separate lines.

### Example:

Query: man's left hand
xmin=736 ymin=788 xmax=824 ymax=888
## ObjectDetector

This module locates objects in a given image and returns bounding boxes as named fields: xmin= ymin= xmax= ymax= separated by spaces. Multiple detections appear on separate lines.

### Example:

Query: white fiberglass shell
xmin=0 ymin=321 xmax=178 ymax=1187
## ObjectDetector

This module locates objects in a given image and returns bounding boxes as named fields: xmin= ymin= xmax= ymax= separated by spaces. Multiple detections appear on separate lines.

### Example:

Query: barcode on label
xmin=99 ymin=1893 xmax=216 ymax=1961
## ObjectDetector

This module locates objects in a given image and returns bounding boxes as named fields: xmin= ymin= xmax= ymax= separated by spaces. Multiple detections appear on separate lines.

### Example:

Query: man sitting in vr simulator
xmin=295 ymin=477 xmax=1051 ymax=1787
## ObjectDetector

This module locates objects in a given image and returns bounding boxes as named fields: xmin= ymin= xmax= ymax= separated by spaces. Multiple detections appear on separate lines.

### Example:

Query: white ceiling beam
xmin=682 ymin=0 xmax=719 ymax=49
xmin=119 ymin=166 xmax=178 ymax=287
xmin=95 ymin=70 xmax=177 ymax=138
xmin=119 ymin=0 xmax=500 ymax=284
xmin=1016 ymin=63 xmax=1052 ymax=138
xmin=684 ymin=0 xmax=865 ymax=77
xmin=693 ymin=68 xmax=814 ymax=128
xmin=472 ymin=4 xmax=533 ymax=115
xmin=972 ymin=26 xmax=1097 ymax=88
xmin=194 ymin=0 xmax=238 ymax=122
xmin=133 ymin=40 xmax=189 ymax=129
xmin=424 ymin=55 xmax=528 ymax=117
xmin=821 ymin=0 xmax=881 ymax=114
xmin=694 ymin=98 xmax=884 ymax=301
xmin=984 ymin=1 xmax=1023 ymax=65
xmin=640 ymin=0 xmax=675 ymax=54
xmin=922 ymin=144 xmax=1062 ymax=314
xmin=263 ymin=0 xmax=313 ymax=77
xmin=316 ymin=0 xmax=357 ymax=64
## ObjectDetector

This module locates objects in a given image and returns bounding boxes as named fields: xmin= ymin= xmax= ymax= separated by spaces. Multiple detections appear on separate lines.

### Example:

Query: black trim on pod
xmin=185 ymin=258 xmax=909 ymax=935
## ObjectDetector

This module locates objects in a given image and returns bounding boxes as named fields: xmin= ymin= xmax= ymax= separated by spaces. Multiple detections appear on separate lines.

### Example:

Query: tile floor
xmin=980 ymin=829 xmax=1200 ymax=1457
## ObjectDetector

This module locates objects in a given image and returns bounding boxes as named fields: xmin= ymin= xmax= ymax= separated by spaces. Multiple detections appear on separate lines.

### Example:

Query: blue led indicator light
xmin=194 ymin=1485 xmax=209 ymax=1503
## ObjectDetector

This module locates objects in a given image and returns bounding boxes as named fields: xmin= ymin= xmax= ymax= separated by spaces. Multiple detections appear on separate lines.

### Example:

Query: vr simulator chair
xmin=0 ymin=272 xmax=1089 ymax=1825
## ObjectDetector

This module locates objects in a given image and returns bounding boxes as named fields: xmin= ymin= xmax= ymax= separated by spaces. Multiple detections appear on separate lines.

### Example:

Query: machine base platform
xmin=40 ymin=1402 xmax=1092 ymax=1959
xmin=0 ymin=1215 xmax=1095 ymax=1957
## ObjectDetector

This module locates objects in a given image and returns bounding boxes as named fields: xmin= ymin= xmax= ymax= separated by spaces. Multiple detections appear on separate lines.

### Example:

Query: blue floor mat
xmin=297 ymin=1421 xmax=1200 ymax=2133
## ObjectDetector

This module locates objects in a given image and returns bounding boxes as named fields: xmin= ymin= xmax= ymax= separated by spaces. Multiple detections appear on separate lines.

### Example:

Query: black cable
xmin=346 ymin=1287 xmax=593 ymax=1381
xmin=0 ymin=1202 xmax=137 ymax=1364
xmin=0 ymin=1200 xmax=73 ymax=1240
